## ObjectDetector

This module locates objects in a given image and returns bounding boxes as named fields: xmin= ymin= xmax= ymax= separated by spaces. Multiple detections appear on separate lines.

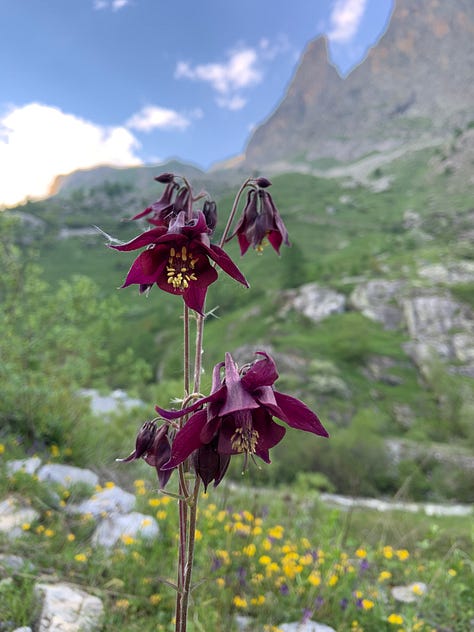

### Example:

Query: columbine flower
xmin=116 ymin=420 xmax=173 ymax=489
xmin=228 ymin=180 xmax=290 ymax=255
xmin=110 ymin=210 xmax=248 ymax=314
xmin=158 ymin=351 xmax=328 ymax=488
xmin=130 ymin=179 xmax=181 ymax=227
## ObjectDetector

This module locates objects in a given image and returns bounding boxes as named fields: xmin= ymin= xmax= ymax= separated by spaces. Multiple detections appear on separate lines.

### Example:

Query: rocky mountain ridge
xmin=244 ymin=0 xmax=474 ymax=169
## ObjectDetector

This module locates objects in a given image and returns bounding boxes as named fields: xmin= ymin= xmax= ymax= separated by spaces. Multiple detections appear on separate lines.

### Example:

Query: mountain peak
xmin=244 ymin=0 xmax=474 ymax=168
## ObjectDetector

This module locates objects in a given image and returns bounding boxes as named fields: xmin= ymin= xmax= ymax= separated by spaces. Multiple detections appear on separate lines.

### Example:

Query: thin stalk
xmin=179 ymin=476 xmax=201 ymax=632
xmin=218 ymin=177 xmax=252 ymax=248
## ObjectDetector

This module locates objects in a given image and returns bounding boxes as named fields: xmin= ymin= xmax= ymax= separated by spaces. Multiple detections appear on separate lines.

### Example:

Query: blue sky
xmin=0 ymin=0 xmax=393 ymax=206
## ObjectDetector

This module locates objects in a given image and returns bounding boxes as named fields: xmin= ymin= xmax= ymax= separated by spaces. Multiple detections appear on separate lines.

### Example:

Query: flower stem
xmin=178 ymin=476 xmax=201 ymax=632
xmin=218 ymin=177 xmax=252 ymax=248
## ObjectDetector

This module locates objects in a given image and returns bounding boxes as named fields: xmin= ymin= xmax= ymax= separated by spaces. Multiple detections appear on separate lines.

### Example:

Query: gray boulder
xmin=283 ymin=283 xmax=346 ymax=323
xmin=66 ymin=485 xmax=136 ymax=518
xmin=6 ymin=457 xmax=42 ymax=476
xmin=0 ymin=496 xmax=39 ymax=538
xmin=37 ymin=464 xmax=99 ymax=489
xmin=350 ymin=279 xmax=405 ymax=329
xmin=35 ymin=582 xmax=103 ymax=632
xmin=279 ymin=622 xmax=336 ymax=632
xmin=92 ymin=511 xmax=159 ymax=549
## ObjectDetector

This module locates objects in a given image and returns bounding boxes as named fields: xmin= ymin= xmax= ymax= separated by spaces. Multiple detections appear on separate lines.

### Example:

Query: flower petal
xmin=206 ymin=244 xmax=249 ymax=287
xmin=109 ymin=226 xmax=168 ymax=251
xmin=272 ymin=391 xmax=329 ymax=437
xmin=241 ymin=351 xmax=279 ymax=389
xmin=121 ymin=248 xmax=168 ymax=287
xmin=219 ymin=353 xmax=259 ymax=416
xmin=182 ymin=265 xmax=218 ymax=314
xmin=162 ymin=410 xmax=208 ymax=469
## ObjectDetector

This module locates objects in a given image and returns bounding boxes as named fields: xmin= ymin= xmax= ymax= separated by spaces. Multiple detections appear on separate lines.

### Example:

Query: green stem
xmin=179 ymin=477 xmax=201 ymax=632
xmin=218 ymin=177 xmax=252 ymax=248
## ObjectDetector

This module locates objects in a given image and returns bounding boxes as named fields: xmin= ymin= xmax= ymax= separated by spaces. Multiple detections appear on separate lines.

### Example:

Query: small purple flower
xmin=116 ymin=420 xmax=173 ymax=488
xmin=228 ymin=181 xmax=290 ymax=255
xmin=340 ymin=597 xmax=349 ymax=611
xmin=157 ymin=351 xmax=328 ymax=488
xmin=110 ymin=211 xmax=248 ymax=315
xmin=301 ymin=608 xmax=313 ymax=623
xmin=280 ymin=583 xmax=289 ymax=596
xmin=359 ymin=559 xmax=370 ymax=573
xmin=314 ymin=596 xmax=324 ymax=609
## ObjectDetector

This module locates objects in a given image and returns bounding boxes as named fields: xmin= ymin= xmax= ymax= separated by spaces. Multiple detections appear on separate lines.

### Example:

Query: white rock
xmin=391 ymin=581 xmax=427 ymax=603
xmin=0 ymin=496 xmax=39 ymax=537
xmin=79 ymin=388 xmax=144 ymax=416
xmin=283 ymin=283 xmax=346 ymax=323
xmin=6 ymin=457 xmax=42 ymax=476
xmin=37 ymin=464 xmax=99 ymax=488
xmin=35 ymin=582 xmax=103 ymax=632
xmin=92 ymin=511 xmax=159 ymax=548
xmin=12 ymin=628 xmax=33 ymax=632
xmin=279 ymin=622 xmax=336 ymax=632
xmin=66 ymin=486 xmax=135 ymax=517
xmin=350 ymin=280 xmax=405 ymax=329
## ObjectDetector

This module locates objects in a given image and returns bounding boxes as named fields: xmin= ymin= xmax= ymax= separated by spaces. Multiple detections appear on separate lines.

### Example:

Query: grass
xmin=0 ymin=450 xmax=472 ymax=632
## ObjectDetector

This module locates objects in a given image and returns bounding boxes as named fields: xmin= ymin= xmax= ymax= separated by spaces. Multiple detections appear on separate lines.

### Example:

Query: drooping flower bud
xmin=254 ymin=177 xmax=272 ymax=188
xmin=203 ymin=200 xmax=218 ymax=233
xmin=154 ymin=172 xmax=175 ymax=183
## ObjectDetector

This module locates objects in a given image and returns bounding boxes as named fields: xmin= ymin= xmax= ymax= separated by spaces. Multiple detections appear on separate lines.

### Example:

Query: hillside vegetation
xmin=2 ymin=130 xmax=474 ymax=502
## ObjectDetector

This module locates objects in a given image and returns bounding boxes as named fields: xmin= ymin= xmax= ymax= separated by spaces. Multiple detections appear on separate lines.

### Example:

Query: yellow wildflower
xmin=115 ymin=599 xmax=130 ymax=610
xmin=396 ymin=549 xmax=410 ymax=561
xmin=378 ymin=571 xmax=392 ymax=582
xmin=148 ymin=498 xmax=161 ymax=507
xmin=243 ymin=543 xmax=256 ymax=557
xmin=194 ymin=528 xmax=202 ymax=541
xmin=262 ymin=539 xmax=272 ymax=551
xmin=327 ymin=574 xmax=338 ymax=587
xmin=448 ymin=568 xmax=457 ymax=577
xmin=268 ymin=525 xmax=284 ymax=539
xmin=67 ymin=533 xmax=75 ymax=542
xmin=50 ymin=445 xmax=60 ymax=458
xmin=216 ymin=578 xmax=225 ymax=588
xmin=252 ymin=526 xmax=263 ymax=536
xmin=156 ymin=510 xmax=167 ymax=520
xmin=233 ymin=596 xmax=247 ymax=608
xmin=74 ymin=553 xmax=87 ymax=563
xmin=44 ymin=529 xmax=55 ymax=538
xmin=104 ymin=481 xmax=115 ymax=488
xmin=308 ymin=571 xmax=321 ymax=586
xmin=387 ymin=613 xmax=404 ymax=625
xmin=361 ymin=599 xmax=374 ymax=610
xmin=22 ymin=523 xmax=31 ymax=531
xmin=412 ymin=583 xmax=424 ymax=596
xmin=383 ymin=545 xmax=394 ymax=559
xmin=0 ymin=444 xmax=5 ymax=455
xmin=149 ymin=594 xmax=161 ymax=605
xmin=259 ymin=555 xmax=272 ymax=566
xmin=251 ymin=595 xmax=266 ymax=606
xmin=160 ymin=496 xmax=171 ymax=506
xmin=355 ymin=548 xmax=367 ymax=558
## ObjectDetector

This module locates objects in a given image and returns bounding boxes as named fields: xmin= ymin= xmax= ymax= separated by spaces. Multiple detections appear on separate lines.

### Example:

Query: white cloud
xmin=0 ymin=103 xmax=142 ymax=206
xmin=126 ymin=105 xmax=192 ymax=132
xmin=176 ymin=48 xmax=261 ymax=95
xmin=175 ymin=46 xmax=265 ymax=110
xmin=327 ymin=0 xmax=368 ymax=43
xmin=93 ymin=0 xmax=131 ymax=11
xmin=215 ymin=95 xmax=247 ymax=111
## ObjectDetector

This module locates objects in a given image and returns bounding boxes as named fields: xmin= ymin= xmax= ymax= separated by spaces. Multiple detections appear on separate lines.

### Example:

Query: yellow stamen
xmin=166 ymin=246 xmax=198 ymax=290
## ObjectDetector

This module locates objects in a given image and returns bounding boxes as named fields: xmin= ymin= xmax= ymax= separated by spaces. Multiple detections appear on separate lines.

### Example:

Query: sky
xmin=0 ymin=0 xmax=394 ymax=207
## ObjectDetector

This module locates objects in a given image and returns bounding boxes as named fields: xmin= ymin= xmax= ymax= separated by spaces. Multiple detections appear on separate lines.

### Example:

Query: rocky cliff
xmin=244 ymin=0 xmax=474 ymax=167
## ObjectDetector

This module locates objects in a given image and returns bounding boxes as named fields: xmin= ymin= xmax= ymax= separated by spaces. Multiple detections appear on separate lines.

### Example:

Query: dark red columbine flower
xmin=116 ymin=420 xmax=173 ymax=489
xmin=110 ymin=210 xmax=248 ymax=315
xmin=228 ymin=180 xmax=290 ymax=255
xmin=157 ymin=351 xmax=328 ymax=489
xmin=130 ymin=180 xmax=181 ymax=227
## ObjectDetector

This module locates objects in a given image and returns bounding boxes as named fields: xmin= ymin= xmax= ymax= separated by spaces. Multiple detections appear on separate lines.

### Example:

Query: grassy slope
xmin=8 ymin=140 xmax=474 ymax=499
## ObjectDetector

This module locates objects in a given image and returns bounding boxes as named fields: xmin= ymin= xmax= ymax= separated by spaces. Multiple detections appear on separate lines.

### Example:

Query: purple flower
xmin=228 ymin=182 xmax=290 ymax=255
xmin=110 ymin=211 xmax=248 ymax=315
xmin=157 ymin=351 xmax=328 ymax=488
xmin=116 ymin=420 xmax=173 ymax=489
